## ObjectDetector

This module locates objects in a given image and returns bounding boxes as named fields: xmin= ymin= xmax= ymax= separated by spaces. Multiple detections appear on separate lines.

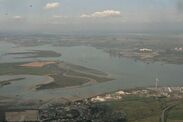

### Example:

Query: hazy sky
xmin=0 ymin=0 xmax=183 ymax=32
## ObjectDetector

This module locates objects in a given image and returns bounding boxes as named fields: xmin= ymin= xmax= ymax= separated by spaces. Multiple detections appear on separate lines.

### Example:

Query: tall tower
xmin=155 ymin=78 xmax=159 ymax=89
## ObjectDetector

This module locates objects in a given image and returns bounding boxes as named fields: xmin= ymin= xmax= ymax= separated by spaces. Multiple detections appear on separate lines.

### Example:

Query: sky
xmin=0 ymin=0 xmax=183 ymax=33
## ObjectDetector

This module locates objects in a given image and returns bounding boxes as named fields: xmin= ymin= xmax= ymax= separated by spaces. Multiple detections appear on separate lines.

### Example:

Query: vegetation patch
xmin=101 ymin=96 xmax=166 ymax=122
xmin=6 ymin=50 xmax=61 ymax=58
xmin=167 ymin=103 xmax=183 ymax=121
xmin=0 ymin=61 xmax=113 ymax=90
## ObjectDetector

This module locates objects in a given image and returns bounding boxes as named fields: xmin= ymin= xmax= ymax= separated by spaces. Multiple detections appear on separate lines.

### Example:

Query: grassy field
xmin=36 ymin=74 xmax=89 ymax=90
xmin=96 ymin=95 xmax=180 ymax=122
xmin=66 ymin=63 xmax=108 ymax=76
xmin=167 ymin=102 xmax=183 ymax=122
xmin=109 ymin=96 xmax=161 ymax=122
xmin=0 ymin=62 xmax=56 ymax=75
xmin=67 ymin=70 xmax=114 ymax=83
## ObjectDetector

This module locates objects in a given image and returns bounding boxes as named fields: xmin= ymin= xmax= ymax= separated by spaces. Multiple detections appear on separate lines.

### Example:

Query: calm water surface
xmin=0 ymin=41 xmax=183 ymax=100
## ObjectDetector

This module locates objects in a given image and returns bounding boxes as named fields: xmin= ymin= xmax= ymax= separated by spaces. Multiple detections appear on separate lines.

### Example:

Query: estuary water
xmin=0 ymin=41 xmax=183 ymax=100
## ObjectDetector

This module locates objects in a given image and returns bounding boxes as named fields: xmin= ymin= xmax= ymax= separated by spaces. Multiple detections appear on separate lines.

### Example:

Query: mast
xmin=155 ymin=78 xmax=159 ymax=89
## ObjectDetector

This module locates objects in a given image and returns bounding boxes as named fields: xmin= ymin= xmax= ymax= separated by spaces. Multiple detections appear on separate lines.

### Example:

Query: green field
xmin=95 ymin=95 xmax=180 ymax=122
xmin=167 ymin=102 xmax=183 ymax=122
xmin=108 ymin=96 xmax=161 ymax=122
xmin=67 ymin=70 xmax=114 ymax=83
xmin=36 ymin=74 xmax=88 ymax=90
xmin=65 ymin=63 xmax=108 ymax=76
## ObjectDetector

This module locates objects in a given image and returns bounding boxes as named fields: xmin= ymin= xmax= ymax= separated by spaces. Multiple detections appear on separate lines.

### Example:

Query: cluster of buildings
xmin=148 ymin=87 xmax=183 ymax=98
xmin=4 ymin=95 xmax=127 ymax=122
xmin=174 ymin=47 xmax=183 ymax=52
xmin=91 ymin=86 xmax=183 ymax=103
xmin=139 ymin=48 xmax=153 ymax=52
xmin=39 ymin=104 xmax=81 ymax=122
xmin=38 ymin=99 xmax=126 ymax=122
xmin=90 ymin=90 xmax=128 ymax=102
xmin=4 ymin=86 xmax=183 ymax=122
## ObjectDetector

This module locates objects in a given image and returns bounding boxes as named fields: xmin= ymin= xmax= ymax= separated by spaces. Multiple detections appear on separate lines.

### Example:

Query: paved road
xmin=160 ymin=104 xmax=177 ymax=122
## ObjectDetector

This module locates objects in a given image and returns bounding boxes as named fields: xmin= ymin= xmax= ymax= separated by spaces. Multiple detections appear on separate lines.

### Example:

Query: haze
xmin=0 ymin=0 xmax=183 ymax=32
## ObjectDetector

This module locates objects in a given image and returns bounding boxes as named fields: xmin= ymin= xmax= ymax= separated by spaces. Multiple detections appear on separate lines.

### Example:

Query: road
xmin=160 ymin=104 xmax=177 ymax=122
